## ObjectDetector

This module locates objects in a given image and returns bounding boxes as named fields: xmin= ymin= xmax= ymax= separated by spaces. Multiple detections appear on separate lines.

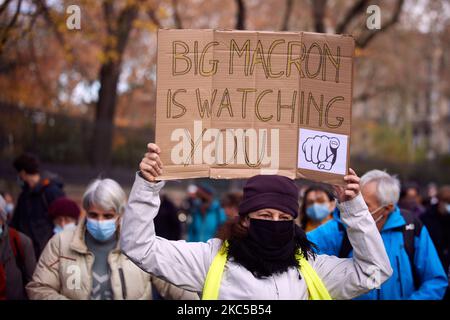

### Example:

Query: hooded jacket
xmin=120 ymin=173 xmax=393 ymax=300
xmin=188 ymin=199 xmax=226 ymax=242
xmin=10 ymin=178 xmax=64 ymax=258
xmin=0 ymin=225 xmax=36 ymax=299
xmin=26 ymin=217 xmax=199 ymax=300
xmin=307 ymin=207 xmax=448 ymax=299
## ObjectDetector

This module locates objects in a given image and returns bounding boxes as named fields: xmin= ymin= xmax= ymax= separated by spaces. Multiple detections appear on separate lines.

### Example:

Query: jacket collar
xmin=69 ymin=216 xmax=121 ymax=255
xmin=381 ymin=206 xmax=405 ymax=231
xmin=333 ymin=205 xmax=405 ymax=232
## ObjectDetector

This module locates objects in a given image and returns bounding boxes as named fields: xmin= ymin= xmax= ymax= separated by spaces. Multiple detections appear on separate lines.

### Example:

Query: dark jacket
xmin=154 ymin=195 xmax=181 ymax=240
xmin=421 ymin=205 xmax=450 ymax=299
xmin=10 ymin=179 xmax=64 ymax=258
xmin=0 ymin=225 xmax=36 ymax=299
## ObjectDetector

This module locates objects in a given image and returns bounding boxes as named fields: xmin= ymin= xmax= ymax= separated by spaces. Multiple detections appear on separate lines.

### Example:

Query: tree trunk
xmin=91 ymin=62 xmax=121 ymax=168
xmin=280 ymin=0 xmax=294 ymax=31
xmin=235 ymin=0 xmax=246 ymax=30
xmin=311 ymin=0 xmax=327 ymax=33
xmin=91 ymin=1 xmax=139 ymax=168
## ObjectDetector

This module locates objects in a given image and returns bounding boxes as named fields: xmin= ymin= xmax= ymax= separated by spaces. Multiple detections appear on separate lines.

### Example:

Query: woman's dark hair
xmin=221 ymin=192 xmax=243 ymax=208
xmin=216 ymin=216 xmax=317 ymax=276
xmin=300 ymin=184 xmax=335 ymax=228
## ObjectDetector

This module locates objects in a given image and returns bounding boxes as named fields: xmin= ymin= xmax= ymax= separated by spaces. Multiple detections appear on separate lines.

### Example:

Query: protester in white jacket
xmin=120 ymin=143 xmax=393 ymax=300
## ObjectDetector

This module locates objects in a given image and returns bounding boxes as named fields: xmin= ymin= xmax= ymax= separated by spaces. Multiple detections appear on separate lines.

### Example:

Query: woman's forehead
xmin=253 ymin=208 xmax=288 ymax=215
xmin=307 ymin=190 xmax=328 ymax=200
xmin=87 ymin=205 xmax=116 ymax=215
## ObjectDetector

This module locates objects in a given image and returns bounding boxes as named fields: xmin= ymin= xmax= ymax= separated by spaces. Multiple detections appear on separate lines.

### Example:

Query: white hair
xmin=360 ymin=170 xmax=400 ymax=206
xmin=82 ymin=178 xmax=127 ymax=214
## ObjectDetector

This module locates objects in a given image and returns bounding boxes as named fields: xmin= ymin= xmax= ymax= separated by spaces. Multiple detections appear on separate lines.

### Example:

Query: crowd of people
xmin=0 ymin=149 xmax=449 ymax=300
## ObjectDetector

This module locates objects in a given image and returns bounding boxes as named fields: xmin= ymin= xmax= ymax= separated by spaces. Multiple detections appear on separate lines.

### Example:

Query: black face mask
xmin=228 ymin=218 xmax=298 ymax=278
xmin=248 ymin=218 xmax=295 ymax=258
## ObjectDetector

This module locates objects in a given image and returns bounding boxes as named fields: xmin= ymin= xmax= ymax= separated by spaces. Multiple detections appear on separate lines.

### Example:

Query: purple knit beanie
xmin=48 ymin=197 xmax=80 ymax=220
xmin=239 ymin=175 xmax=299 ymax=218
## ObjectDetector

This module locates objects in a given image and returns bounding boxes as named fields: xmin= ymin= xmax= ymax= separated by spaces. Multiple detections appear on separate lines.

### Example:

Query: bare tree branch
xmin=280 ymin=0 xmax=294 ymax=31
xmin=235 ymin=0 xmax=246 ymax=30
xmin=172 ymin=0 xmax=182 ymax=29
xmin=0 ymin=0 xmax=22 ymax=55
xmin=0 ymin=0 xmax=13 ymax=16
xmin=356 ymin=0 xmax=404 ymax=48
xmin=34 ymin=0 xmax=65 ymax=45
xmin=147 ymin=8 xmax=161 ymax=28
xmin=335 ymin=0 xmax=369 ymax=34
xmin=33 ymin=0 xmax=90 ymax=79
xmin=311 ymin=0 xmax=327 ymax=33
xmin=115 ymin=3 xmax=139 ymax=57
xmin=102 ymin=0 xmax=115 ymax=36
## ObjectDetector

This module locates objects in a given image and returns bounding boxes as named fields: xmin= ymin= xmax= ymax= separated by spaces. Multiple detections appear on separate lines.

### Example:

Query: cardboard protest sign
xmin=155 ymin=29 xmax=354 ymax=185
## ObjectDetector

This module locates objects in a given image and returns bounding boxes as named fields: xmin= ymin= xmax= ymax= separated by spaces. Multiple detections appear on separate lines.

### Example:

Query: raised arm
xmin=311 ymin=169 xmax=393 ymax=300
xmin=120 ymin=143 xmax=221 ymax=293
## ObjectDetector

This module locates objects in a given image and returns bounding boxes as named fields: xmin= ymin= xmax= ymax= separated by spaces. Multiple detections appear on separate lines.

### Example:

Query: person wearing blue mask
xmin=187 ymin=183 xmax=227 ymax=242
xmin=26 ymin=178 xmax=199 ymax=300
xmin=48 ymin=197 xmax=80 ymax=235
xmin=300 ymin=185 xmax=336 ymax=232
xmin=308 ymin=170 xmax=448 ymax=300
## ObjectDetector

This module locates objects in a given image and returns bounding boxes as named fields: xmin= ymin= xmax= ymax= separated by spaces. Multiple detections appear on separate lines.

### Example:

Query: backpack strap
xmin=202 ymin=241 xmax=332 ymax=300
xmin=40 ymin=180 xmax=51 ymax=211
xmin=399 ymin=209 xmax=423 ymax=289
xmin=8 ymin=228 xmax=27 ymax=286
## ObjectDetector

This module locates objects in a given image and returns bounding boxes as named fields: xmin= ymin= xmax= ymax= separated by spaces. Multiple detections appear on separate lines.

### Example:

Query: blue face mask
xmin=86 ymin=218 xmax=117 ymax=242
xmin=306 ymin=203 xmax=331 ymax=221
xmin=53 ymin=225 xmax=63 ymax=234
xmin=53 ymin=222 xmax=76 ymax=234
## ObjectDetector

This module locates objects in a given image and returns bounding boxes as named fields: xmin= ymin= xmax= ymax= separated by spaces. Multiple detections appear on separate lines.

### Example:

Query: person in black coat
xmin=154 ymin=194 xmax=182 ymax=240
xmin=10 ymin=153 xmax=64 ymax=259
xmin=421 ymin=185 xmax=450 ymax=299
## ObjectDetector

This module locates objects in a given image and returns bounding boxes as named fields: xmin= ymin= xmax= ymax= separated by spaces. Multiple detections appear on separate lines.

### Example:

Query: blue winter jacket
xmin=307 ymin=206 xmax=448 ymax=300
xmin=187 ymin=199 xmax=226 ymax=242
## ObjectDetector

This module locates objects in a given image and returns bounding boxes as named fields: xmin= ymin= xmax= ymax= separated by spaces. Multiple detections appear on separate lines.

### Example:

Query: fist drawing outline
xmin=302 ymin=135 xmax=340 ymax=171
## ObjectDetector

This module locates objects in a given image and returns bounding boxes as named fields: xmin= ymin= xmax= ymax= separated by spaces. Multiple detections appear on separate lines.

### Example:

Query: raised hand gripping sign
xmin=155 ymin=29 xmax=354 ymax=185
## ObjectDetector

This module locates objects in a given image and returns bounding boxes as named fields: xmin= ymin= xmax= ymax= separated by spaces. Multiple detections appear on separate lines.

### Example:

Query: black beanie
xmin=239 ymin=175 xmax=299 ymax=218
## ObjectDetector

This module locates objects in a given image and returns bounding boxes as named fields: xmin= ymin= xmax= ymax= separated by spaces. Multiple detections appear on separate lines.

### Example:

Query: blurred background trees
xmin=0 ymin=0 xmax=449 ymax=184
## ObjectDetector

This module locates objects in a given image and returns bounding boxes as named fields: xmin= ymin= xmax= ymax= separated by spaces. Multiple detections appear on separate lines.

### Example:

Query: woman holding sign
xmin=120 ymin=143 xmax=393 ymax=300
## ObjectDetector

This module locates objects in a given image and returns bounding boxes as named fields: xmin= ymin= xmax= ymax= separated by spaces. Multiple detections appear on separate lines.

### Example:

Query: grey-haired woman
xmin=27 ymin=178 xmax=198 ymax=300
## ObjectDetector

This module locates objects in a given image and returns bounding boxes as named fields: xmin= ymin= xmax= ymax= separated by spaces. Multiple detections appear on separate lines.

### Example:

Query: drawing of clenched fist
xmin=302 ymin=135 xmax=340 ymax=170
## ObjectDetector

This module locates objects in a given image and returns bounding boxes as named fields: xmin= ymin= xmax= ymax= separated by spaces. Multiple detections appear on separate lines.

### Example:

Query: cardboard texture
xmin=155 ymin=29 xmax=354 ymax=184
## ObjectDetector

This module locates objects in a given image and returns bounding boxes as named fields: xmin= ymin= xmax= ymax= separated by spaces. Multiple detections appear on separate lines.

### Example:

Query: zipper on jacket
xmin=118 ymin=267 xmax=127 ymax=300
xmin=396 ymin=256 xmax=404 ymax=298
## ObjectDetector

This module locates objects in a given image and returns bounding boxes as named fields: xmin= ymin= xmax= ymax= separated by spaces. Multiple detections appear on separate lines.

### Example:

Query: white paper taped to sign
xmin=297 ymin=128 xmax=348 ymax=175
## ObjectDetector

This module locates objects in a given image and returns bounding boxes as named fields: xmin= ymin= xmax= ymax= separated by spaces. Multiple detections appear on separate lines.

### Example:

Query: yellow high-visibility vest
xmin=202 ymin=241 xmax=332 ymax=300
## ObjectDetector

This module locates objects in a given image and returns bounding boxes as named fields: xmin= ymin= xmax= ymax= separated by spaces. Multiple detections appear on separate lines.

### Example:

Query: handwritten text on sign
xmin=155 ymin=29 xmax=354 ymax=184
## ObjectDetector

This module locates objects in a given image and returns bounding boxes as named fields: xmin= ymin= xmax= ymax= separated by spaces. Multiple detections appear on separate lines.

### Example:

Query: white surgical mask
xmin=5 ymin=203 xmax=14 ymax=215
xmin=370 ymin=206 xmax=386 ymax=223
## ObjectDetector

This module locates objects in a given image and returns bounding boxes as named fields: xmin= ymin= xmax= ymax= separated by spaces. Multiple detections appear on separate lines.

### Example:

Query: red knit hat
xmin=48 ymin=197 xmax=80 ymax=220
